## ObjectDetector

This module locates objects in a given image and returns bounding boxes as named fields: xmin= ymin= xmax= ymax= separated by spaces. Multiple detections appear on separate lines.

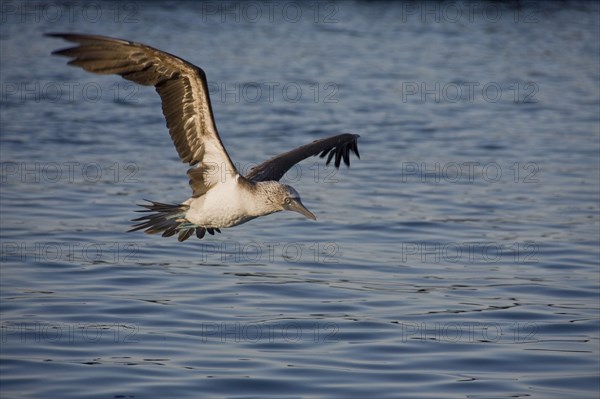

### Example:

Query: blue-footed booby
xmin=48 ymin=33 xmax=361 ymax=241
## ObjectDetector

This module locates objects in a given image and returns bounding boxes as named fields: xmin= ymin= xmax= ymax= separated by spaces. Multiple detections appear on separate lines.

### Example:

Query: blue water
xmin=1 ymin=1 xmax=599 ymax=398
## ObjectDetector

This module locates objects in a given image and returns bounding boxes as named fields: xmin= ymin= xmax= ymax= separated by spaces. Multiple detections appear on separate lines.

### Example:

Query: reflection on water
xmin=1 ymin=1 xmax=599 ymax=398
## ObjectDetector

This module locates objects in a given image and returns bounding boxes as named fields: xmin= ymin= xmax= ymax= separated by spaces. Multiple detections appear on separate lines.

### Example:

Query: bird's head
xmin=278 ymin=184 xmax=317 ymax=221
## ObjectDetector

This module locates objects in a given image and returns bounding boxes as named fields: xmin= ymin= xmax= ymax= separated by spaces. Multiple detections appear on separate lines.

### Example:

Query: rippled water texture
xmin=1 ymin=1 xmax=599 ymax=398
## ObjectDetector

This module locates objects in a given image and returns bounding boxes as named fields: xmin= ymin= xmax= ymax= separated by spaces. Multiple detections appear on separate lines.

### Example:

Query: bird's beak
xmin=286 ymin=199 xmax=317 ymax=221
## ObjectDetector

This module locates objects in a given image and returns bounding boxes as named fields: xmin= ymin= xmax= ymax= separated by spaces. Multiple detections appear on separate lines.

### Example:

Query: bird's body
xmin=185 ymin=176 xmax=251 ymax=228
xmin=184 ymin=178 xmax=273 ymax=228
xmin=49 ymin=33 xmax=361 ymax=241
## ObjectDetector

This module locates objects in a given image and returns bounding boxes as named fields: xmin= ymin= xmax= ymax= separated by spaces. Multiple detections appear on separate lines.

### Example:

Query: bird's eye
xmin=285 ymin=198 xmax=291 ymax=204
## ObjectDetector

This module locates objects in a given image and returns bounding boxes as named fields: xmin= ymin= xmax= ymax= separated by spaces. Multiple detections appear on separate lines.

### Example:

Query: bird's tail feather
xmin=128 ymin=200 xmax=220 ymax=241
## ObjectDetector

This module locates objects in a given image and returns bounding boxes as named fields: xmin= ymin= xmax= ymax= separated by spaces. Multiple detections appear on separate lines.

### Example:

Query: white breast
xmin=184 ymin=178 xmax=257 ymax=228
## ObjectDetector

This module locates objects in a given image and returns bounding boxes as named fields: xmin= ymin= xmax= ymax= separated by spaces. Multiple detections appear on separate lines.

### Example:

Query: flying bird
xmin=48 ymin=33 xmax=360 ymax=241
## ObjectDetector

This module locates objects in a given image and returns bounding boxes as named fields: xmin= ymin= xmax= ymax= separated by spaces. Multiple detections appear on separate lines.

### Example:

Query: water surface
xmin=1 ymin=1 xmax=599 ymax=398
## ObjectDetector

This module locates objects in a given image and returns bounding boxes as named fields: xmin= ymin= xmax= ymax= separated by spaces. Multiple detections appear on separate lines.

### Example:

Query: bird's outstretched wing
xmin=48 ymin=33 xmax=238 ymax=196
xmin=245 ymin=133 xmax=360 ymax=182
